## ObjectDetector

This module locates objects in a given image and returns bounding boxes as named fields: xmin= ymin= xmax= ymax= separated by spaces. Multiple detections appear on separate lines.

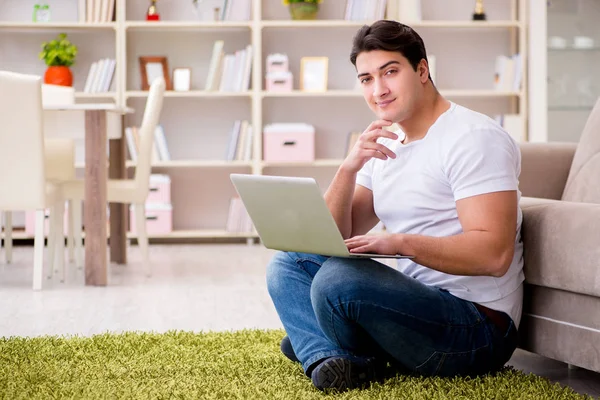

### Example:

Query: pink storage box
xmin=266 ymin=53 xmax=289 ymax=73
xmin=265 ymin=71 xmax=293 ymax=92
xmin=129 ymin=203 xmax=172 ymax=235
xmin=25 ymin=205 xmax=70 ymax=236
xmin=263 ymin=123 xmax=315 ymax=162
xmin=146 ymin=174 xmax=171 ymax=204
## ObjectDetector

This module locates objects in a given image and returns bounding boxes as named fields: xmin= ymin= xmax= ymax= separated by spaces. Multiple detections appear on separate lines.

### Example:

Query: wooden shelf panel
xmin=261 ymin=20 xmax=522 ymax=29
xmin=124 ymin=21 xmax=251 ymax=31
xmin=126 ymin=90 xmax=251 ymax=98
xmin=75 ymin=92 xmax=117 ymax=99
xmin=7 ymin=230 xmax=258 ymax=240
xmin=0 ymin=22 xmax=116 ymax=30
xmin=74 ymin=160 xmax=253 ymax=169
xmin=262 ymin=90 xmax=522 ymax=98
xmin=262 ymin=159 xmax=343 ymax=168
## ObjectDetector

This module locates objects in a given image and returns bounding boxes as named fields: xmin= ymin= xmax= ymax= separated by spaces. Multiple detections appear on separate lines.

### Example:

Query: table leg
xmin=84 ymin=110 xmax=108 ymax=286
xmin=109 ymin=128 xmax=127 ymax=265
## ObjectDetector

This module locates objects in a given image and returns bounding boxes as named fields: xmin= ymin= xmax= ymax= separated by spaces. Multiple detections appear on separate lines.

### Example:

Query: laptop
xmin=230 ymin=173 xmax=413 ymax=259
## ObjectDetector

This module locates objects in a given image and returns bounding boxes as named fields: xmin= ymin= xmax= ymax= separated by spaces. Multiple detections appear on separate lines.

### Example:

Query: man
xmin=266 ymin=20 xmax=524 ymax=392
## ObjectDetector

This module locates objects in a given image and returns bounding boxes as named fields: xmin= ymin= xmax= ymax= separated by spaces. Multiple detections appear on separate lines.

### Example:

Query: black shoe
xmin=280 ymin=335 xmax=300 ymax=363
xmin=310 ymin=355 xmax=379 ymax=392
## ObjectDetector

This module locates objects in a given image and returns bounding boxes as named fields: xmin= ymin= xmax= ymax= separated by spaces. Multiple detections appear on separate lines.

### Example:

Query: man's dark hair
xmin=350 ymin=20 xmax=431 ymax=81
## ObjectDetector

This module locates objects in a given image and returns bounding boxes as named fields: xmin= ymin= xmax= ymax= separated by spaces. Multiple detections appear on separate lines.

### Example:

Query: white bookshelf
xmin=0 ymin=0 xmax=528 ymax=242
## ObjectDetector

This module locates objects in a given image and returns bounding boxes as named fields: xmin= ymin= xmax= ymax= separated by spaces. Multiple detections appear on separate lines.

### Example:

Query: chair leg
xmin=46 ymin=207 xmax=56 ymax=280
xmin=134 ymin=203 xmax=151 ymax=277
xmin=71 ymin=200 xmax=83 ymax=270
xmin=4 ymin=211 xmax=12 ymax=264
xmin=52 ymin=202 xmax=65 ymax=283
xmin=33 ymin=209 xmax=45 ymax=291
xmin=67 ymin=200 xmax=75 ymax=263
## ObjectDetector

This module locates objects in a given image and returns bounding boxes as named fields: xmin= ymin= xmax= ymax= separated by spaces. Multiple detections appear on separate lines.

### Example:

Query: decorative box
xmin=263 ymin=123 xmax=315 ymax=162
xmin=265 ymin=71 xmax=293 ymax=92
xmin=129 ymin=203 xmax=173 ymax=235
xmin=266 ymin=53 xmax=289 ymax=73
xmin=146 ymin=174 xmax=171 ymax=204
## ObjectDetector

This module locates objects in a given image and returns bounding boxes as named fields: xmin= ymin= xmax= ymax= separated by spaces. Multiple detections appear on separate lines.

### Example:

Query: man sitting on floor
xmin=266 ymin=20 xmax=524 ymax=392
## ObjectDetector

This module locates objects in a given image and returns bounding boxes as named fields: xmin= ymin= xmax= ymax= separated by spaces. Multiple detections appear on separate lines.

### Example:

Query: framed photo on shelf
xmin=300 ymin=57 xmax=328 ymax=92
xmin=173 ymin=67 xmax=192 ymax=91
xmin=139 ymin=56 xmax=172 ymax=90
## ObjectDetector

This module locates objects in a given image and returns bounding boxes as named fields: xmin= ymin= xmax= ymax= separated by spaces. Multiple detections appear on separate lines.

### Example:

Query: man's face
xmin=355 ymin=50 xmax=426 ymax=123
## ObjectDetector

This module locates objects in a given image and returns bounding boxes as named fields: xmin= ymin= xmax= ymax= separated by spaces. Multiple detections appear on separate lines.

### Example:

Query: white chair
xmin=0 ymin=71 xmax=67 ymax=290
xmin=63 ymin=77 xmax=166 ymax=277
xmin=2 ymin=84 xmax=80 ymax=274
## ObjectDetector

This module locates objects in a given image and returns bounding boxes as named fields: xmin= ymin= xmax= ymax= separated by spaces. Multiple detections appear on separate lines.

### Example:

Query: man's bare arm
xmin=346 ymin=190 xmax=518 ymax=277
xmin=324 ymin=120 xmax=397 ymax=239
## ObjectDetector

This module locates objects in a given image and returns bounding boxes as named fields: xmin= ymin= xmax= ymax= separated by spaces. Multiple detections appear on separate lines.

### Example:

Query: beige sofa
xmin=517 ymin=98 xmax=600 ymax=373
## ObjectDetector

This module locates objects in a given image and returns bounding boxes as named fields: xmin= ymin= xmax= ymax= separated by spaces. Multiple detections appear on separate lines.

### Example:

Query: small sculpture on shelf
xmin=472 ymin=0 xmax=486 ymax=21
xmin=32 ymin=1 xmax=51 ymax=22
xmin=283 ymin=0 xmax=322 ymax=21
xmin=147 ymin=0 xmax=160 ymax=21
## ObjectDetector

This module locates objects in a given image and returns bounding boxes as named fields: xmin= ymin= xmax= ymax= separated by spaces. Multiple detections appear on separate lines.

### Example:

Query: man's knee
xmin=266 ymin=251 xmax=293 ymax=296
xmin=311 ymin=257 xmax=362 ymax=305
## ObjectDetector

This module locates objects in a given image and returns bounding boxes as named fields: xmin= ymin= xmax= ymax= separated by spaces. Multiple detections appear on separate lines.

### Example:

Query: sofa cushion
xmin=519 ymin=196 xmax=600 ymax=297
xmin=562 ymin=97 xmax=600 ymax=204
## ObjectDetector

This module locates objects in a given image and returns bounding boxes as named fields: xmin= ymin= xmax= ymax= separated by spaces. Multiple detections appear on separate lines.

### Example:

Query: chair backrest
xmin=0 ymin=71 xmax=47 ymax=210
xmin=134 ymin=76 xmax=165 ymax=199
xmin=41 ymin=84 xmax=77 ymax=181
xmin=561 ymin=96 xmax=600 ymax=204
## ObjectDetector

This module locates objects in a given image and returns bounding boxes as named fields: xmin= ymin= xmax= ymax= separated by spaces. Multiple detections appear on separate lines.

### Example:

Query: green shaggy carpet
xmin=0 ymin=329 xmax=593 ymax=399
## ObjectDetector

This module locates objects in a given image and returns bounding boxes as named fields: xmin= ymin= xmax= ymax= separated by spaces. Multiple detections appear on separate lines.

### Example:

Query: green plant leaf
xmin=39 ymin=33 xmax=78 ymax=67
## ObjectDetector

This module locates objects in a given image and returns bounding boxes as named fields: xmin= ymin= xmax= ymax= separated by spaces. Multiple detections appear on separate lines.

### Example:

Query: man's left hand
xmin=344 ymin=233 xmax=400 ymax=255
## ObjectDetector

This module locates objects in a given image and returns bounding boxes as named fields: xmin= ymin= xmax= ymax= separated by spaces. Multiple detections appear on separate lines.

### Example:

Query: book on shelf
xmin=494 ymin=53 xmax=522 ymax=92
xmin=225 ymin=120 xmax=253 ymax=162
xmin=226 ymin=196 xmax=254 ymax=233
xmin=83 ymin=58 xmax=116 ymax=93
xmin=80 ymin=0 xmax=115 ymax=23
xmin=205 ymin=41 xmax=253 ymax=92
xmin=125 ymin=125 xmax=171 ymax=163
xmin=345 ymin=0 xmax=387 ymax=21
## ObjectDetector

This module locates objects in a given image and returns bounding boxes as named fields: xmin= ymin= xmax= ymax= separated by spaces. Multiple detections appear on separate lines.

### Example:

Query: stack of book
xmin=225 ymin=120 xmax=253 ymax=161
xmin=494 ymin=53 xmax=522 ymax=92
xmin=345 ymin=0 xmax=387 ymax=20
xmin=78 ymin=0 xmax=116 ymax=23
xmin=125 ymin=125 xmax=171 ymax=163
xmin=205 ymin=41 xmax=253 ymax=92
xmin=83 ymin=58 xmax=116 ymax=93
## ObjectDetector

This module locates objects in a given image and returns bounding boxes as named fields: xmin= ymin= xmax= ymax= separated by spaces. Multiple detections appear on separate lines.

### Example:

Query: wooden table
xmin=43 ymin=104 xmax=134 ymax=286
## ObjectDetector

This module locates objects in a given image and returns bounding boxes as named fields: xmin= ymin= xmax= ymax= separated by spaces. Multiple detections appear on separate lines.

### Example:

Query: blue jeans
xmin=266 ymin=252 xmax=519 ymax=377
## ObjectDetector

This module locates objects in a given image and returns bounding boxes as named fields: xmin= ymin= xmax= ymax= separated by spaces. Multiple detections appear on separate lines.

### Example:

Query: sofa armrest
xmin=520 ymin=196 xmax=600 ymax=298
xmin=519 ymin=142 xmax=577 ymax=200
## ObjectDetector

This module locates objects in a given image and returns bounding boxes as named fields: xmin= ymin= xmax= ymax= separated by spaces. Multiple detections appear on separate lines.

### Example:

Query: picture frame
xmin=173 ymin=67 xmax=192 ymax=92
xmin=300 ymin=57 xmax=328 ymax=92
xmin=139 ymin=56 xmax=172 ymax=90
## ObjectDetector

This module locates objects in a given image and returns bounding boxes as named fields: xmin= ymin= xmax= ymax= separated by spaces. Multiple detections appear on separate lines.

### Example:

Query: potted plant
xmin=39 ymin=32 xmax=78 ymax=86
xmin=283 ymin=0 xmax=322 ymax=20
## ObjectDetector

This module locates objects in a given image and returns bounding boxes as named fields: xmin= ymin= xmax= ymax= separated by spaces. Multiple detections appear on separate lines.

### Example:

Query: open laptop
xmin=230 ymin=173 xmax=413 ymax=259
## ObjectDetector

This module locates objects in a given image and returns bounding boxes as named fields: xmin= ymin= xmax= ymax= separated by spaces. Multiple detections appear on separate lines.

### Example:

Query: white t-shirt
xmin=356 ymin=102 xmax=525 ymax=328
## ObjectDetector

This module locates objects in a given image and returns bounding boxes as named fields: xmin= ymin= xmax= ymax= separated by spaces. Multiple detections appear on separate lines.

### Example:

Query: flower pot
xmin=44 ymin=66 xmax=73 ymax=87
xmin=289 ymin=2 xmax=319 ymax=20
